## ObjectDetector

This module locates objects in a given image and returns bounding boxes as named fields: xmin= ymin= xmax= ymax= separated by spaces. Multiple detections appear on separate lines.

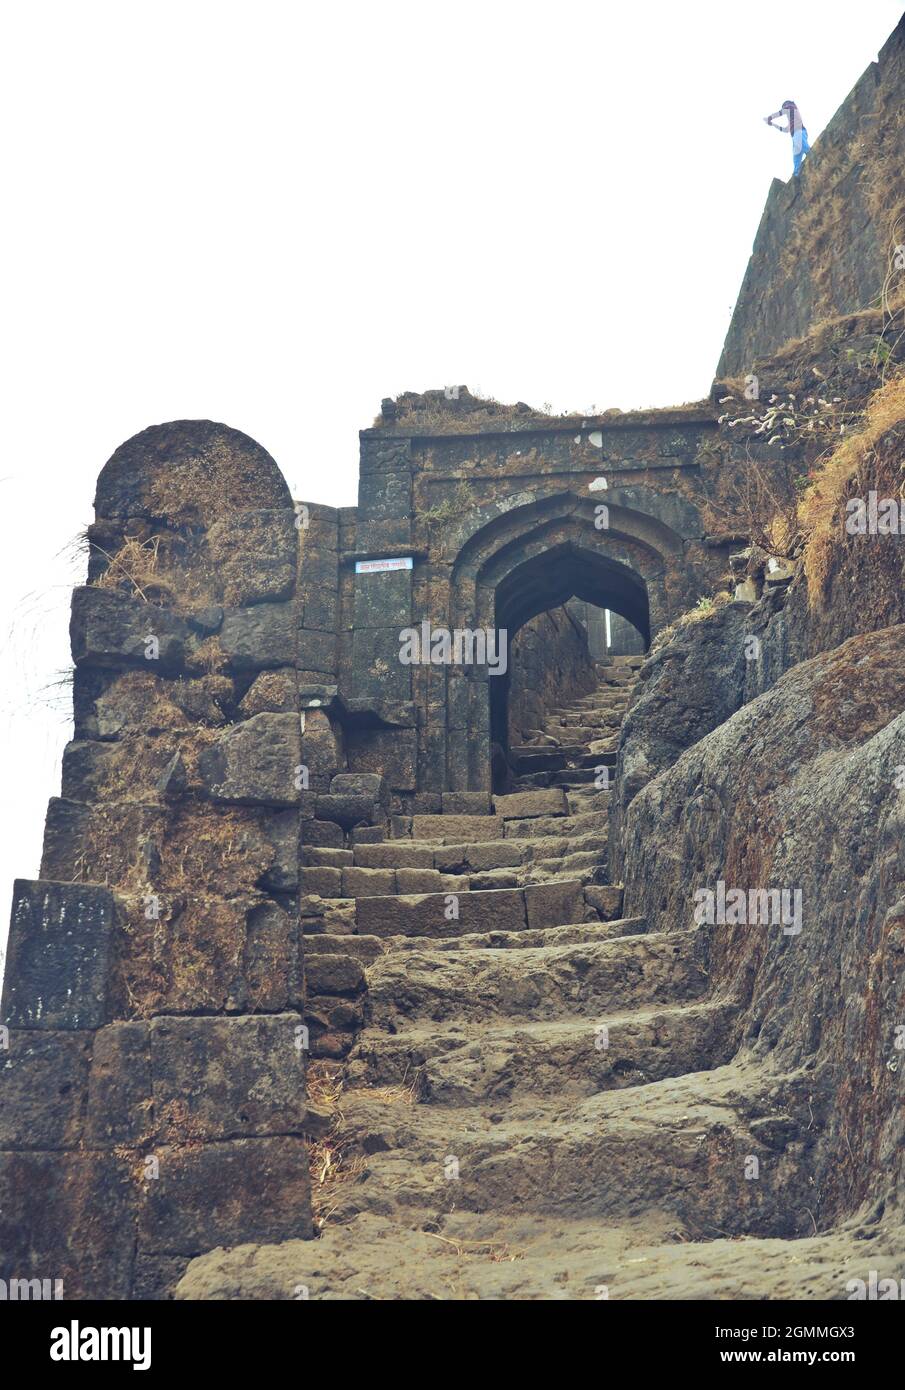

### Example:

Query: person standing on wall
xmin=764 ymin=100 xmax=810 ymax=175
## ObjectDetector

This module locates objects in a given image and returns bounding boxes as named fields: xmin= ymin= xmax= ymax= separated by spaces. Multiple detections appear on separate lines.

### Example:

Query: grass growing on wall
xmin=799 ymin=372 xmax=905 ymax=604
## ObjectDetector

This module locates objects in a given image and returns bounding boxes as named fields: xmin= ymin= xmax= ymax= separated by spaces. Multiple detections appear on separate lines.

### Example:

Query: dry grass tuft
xmin=303 ymin=1063 xmax=423 ymax=1227
xmin=306 ymin=1133 xmax=367 ymax=1228
xmin=424 ymin=1231 xmax=525 ymax=1263
xmin=306 ymin=1061 xmax=345 ymax=1114
xmin=651 ymin=592 xmax=733 ymax=654
xmin=371 ymin=1078 xmax=421 ymax=1105
xmin=373 ymin=388 xmax=550 ymax=433
xmin=93 ymin=535 xmax=175 ymax=604
xmin=799 ymin=372 xmax=905 ymax=604
xmin=304 ymin=1062 xmax=366 ymax=1228
xmin=186 ymin=636 xmax=228 ymax=676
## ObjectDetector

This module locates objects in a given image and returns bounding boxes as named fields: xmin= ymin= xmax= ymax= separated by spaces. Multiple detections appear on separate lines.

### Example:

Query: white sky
xmin=1 ymin=0 xmax=902 ymax=959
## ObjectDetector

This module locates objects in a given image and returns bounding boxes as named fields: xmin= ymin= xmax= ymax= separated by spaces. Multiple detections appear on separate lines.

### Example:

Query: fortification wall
xmin=718 ymin=15 xmax=905 ymax=377
xmin=8 ymin=14 xmax=904 ymax=1284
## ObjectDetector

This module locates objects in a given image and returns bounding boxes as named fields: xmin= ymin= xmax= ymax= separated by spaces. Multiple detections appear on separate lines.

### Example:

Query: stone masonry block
xmin=411 ymin=815 xmax=504 ymax=843
xmin=585 ymin=885 xmax=626 ymax=921
xmin=207 ymin=509 xmax=297 ymax=607
xmin=0 ymin=1150 xmax=135 ymax=1299
xmin=442 ymin=791 xmax=493 ymax=815
xmin=137 ymin=1136 xmax=313 ymax=1255
xmin=85 ymin=1021 xmax=153 ymax=1147
xmin=0 ymin=1031 xmax=92 ymax=1148
xmin=524 ymin=880 xmax=586 ymax=930
xmin=304 ymin=954 xmax=366 ymax=996
xmin=70 ymin=587 xmax=188 ymax=672
xmin=3 ymin=880 xmax=118 ymax=1030
xmin=356 ymin=886 xmax=526 ymax=938
xmin=493 ymin=789 xmax=568 ymax=820
xmin=198 ymin=713 xmax=301 ymax=807
xmin=341 ymin=867 xmax=396 ymax=897
xmin=149 ymin=1013 xmax=307 ymax=1143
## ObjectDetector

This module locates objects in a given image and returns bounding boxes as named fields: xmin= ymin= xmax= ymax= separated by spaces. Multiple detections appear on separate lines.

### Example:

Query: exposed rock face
xmin=741 ymin=421 xmax=905 ymax=698
xmin=609 ymin=601 xmax=753 ymax=882
xmin=621 ymin=626 xmax=905 ymax=1223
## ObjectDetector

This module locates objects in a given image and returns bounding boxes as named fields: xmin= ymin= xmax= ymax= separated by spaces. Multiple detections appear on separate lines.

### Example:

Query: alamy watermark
xmin=845 ymin=491 xmax=905 ymax=535
xmin=0 ymin=1275 xmax=63 ymax=1300
xmin=846 ymin=1270 xmax=905 ymax=1299
xmin=693 ymin=880 xmax=802 ymax=935
xmin=399 ymin=622 xmax=508 ymax=675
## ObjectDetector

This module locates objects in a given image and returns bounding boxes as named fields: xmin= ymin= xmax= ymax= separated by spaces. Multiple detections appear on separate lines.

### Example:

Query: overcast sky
xmin=1 ymin=0 xmax=902 ymax=956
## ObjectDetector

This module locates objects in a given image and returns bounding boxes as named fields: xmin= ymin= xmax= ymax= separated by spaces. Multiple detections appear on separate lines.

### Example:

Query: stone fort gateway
xmin=1 ymin=16 xmax=903 ymax=1300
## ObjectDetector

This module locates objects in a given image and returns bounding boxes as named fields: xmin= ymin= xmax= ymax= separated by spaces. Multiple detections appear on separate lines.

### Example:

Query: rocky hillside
xmin=612 ymin=306 xmax=905 ymax=1243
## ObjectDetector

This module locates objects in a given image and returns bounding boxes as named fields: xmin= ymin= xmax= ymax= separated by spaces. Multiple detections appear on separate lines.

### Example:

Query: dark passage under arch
xmin=489 ymin=542 xmax=651 ymax=780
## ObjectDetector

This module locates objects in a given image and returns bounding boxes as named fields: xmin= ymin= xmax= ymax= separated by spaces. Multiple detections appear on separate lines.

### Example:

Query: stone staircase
xmin=179 ymin=656 xmax=822 ymax=1299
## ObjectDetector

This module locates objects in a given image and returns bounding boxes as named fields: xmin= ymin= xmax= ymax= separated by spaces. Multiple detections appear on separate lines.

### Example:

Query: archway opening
xmin=488 ymin=542 xmax=651 ymax=791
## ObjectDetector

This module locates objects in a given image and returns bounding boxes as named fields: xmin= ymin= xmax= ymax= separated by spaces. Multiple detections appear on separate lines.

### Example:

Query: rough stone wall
xmin=506 ymin=606 xmax=598 ymax=748
xmin=2 ymin=396 xmax=771 ymax=1296
xmin=347 ymin=396 xmax=766 ymax=799
xmin=5 ymin=392 xmax=770 ymax=1297
xmin=567 ymin=598 xmax=608 ymax=658
xmin=718 ymin=15 xmax=905 ymax=377
xmin=0 ymin=423 xmax=383 ymax=1297
xmin=605 ymin=609 xmax=646 ymax=656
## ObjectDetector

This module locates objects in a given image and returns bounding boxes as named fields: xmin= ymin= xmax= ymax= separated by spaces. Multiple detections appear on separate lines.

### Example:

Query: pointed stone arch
xmin=440 ymin=490 xmax=699 ymax=791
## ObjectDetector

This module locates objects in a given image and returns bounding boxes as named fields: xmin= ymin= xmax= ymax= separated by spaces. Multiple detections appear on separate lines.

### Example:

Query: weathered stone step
xmin=542 ymin=724 xmax=616 ymax=744
xmin=492 ymin=789 xmax=567 ymax=820
xmin=353 ymin=842 xmax=436 ymax=869
xmin=576 ymin=750 xmax=621 ymax=770
xmin=546 ymin=710 xmax=622 ymax=728
xmin=346 ymin=999 xmax=740 ymax=1102
xmin=304 ymin=865 xmax=456 ymax=898
xmin=331 ymin=1064 xmax=802 ymax=1236
xmin=176 ymin=1202 xmax=861 ymax=1302
xmin=519 ymin=831 xmax=609 ymax=859
xmin=551 ymin=767 xmax=602 ymax=785
xmin=306 ymin=854 xmax=610 ymax=900
xmin=503 ymin=810 xmax=609 ymax=839
xmin=347 ymin=831 xmax=610 ymax=877
xmin=529 ymin=849 xmax=603 ymax=878
xmin=353 ymin=880 xmax=592 ymax=938
xmin=513 ymin=767 xmax=604 ymax=789
xmin=409 ymin=814 xmax=504 ymax=843
xmin=509 ymin=747 xmax=582 ymax=773
xmin=372 ymin=914 xmax=644 ymax=953
xmin=553 ymin=691 xmax=635 ymax=710
xmin=364 ymin=931 xmax=707 ymax=1027
xmin=298 ymin=917 xmax=643 ymax=973
xmin=522 ymin=749 xmax=617 ymax=771
xmin=565 ymin=789 xmax=610 ymax=815
xmin=431 ymin=839 xmax=527 ymax=873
